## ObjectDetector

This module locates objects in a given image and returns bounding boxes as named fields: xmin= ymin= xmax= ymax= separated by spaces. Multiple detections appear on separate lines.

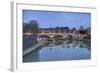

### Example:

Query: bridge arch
xmin=67 ymin=35 xmax=73 ymax=39
xmin=53 ymin=35 xmax=63 ymax=39
xmin=38 ymin=35 xmax=50 ymax=38
xmin=37 ymin=35 xmax=51 ymax=43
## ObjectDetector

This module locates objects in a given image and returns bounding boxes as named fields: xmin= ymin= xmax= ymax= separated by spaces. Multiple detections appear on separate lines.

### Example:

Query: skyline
xmin=23 ymin=10 xmax=91 ymax=29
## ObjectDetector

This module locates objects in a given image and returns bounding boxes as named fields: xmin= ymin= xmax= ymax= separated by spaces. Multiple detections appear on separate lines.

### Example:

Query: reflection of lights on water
xmin=38 ymin=38 xmax=90 ymax=50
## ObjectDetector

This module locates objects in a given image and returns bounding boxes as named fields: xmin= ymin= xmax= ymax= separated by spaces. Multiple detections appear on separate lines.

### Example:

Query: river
xmin=23 ymin=39 xmax=91 ymax=62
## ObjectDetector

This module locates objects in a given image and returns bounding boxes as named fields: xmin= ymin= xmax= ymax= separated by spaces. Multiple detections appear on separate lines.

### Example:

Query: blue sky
xmin=23 ymin=10 xmax=91 ymax=29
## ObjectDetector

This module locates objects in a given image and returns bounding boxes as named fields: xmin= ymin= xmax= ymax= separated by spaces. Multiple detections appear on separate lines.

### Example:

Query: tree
xmin=72 ymin=27 xmax=76 ymax=31
xmin=23 ymin=20 xmax=39 ymax=34
xmin=30 ymin=20 xmax=39 ymax=33
xmin=79 ymin=26 xmax=86 ymax=34
xmin=55 ymin=27 xmax=59 ymax=33
xmin=23 ymin=23 xmax=29 ymax=33
xmin=71 ymin=27 xmax=76 ymax=33
xmin=65 ymin=26 xmax=69 ymax=30
xmin=79 ymin=26 xmax=84 ymax=31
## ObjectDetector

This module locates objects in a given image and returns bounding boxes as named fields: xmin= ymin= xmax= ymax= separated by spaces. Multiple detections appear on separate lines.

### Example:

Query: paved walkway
xmin=23 ymin=43 xmax=43 ymax=56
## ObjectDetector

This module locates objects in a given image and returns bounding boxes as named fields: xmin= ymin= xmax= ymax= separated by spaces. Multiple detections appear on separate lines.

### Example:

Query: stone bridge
xmin=37 ymin=32 xmax=77 ymax=39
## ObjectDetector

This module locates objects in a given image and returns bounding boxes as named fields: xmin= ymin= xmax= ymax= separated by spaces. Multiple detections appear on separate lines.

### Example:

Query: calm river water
xmin=23 ymin=39 xmax=91 ymax=62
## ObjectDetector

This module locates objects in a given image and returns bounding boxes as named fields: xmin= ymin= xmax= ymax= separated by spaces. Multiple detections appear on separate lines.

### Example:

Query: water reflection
xmin=44 ymin=39 xmax=90 ymax=50
xmin=23 ymin=39 xmax=91 ymax=62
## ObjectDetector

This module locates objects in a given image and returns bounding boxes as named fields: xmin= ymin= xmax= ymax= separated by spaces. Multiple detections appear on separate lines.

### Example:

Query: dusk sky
xmin=23 ymin=10 xmax=91 ymax=29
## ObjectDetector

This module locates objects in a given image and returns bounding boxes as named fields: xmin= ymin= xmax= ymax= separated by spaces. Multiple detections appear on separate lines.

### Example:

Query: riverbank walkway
xmin=23 ymin=43 xmax=43 ymax=56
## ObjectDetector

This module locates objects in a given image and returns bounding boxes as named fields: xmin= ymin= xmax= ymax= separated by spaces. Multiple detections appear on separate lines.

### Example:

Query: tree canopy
xmin=23 ymin=20 xmax=39 ymax=33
